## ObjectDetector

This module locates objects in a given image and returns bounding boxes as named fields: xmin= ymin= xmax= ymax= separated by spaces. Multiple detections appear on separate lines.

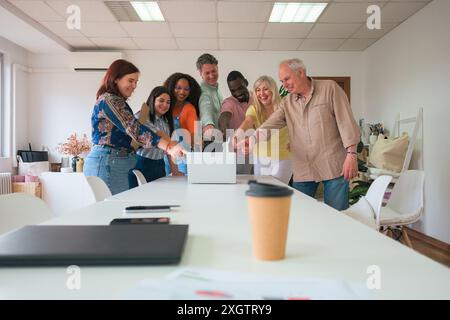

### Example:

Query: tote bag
xmin=17 ymin=156 xmax=50 ymax=177
xmin=369 ymin=134 xmax=409 ymax=173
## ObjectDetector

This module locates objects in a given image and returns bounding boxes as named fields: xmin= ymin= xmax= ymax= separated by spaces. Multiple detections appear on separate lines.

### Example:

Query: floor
xmin=303 ymin=184 xmax=449 ymax=268
xmin=389 ymin=228 xmax=450 ymax=268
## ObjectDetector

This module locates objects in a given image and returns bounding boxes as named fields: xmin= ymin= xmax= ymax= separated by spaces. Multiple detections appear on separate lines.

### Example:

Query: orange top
xmin=172 ymin=102 xmax=198 ymax=144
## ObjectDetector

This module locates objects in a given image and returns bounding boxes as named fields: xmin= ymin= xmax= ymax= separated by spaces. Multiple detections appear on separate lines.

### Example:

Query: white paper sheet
xmin=125 ymin=268 xmax=370 ymax=300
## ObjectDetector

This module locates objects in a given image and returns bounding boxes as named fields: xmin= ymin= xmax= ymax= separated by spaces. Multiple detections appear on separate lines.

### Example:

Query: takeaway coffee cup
xmin=246 ymin=181 xmax=293 ymax=261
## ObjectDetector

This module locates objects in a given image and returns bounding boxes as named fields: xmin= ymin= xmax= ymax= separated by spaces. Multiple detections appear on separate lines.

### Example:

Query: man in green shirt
xmin=196 ymin=53 xmax=223 ymax=145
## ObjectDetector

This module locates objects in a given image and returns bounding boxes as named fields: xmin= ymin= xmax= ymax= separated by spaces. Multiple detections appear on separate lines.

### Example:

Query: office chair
xmin=0 ymin=193 xmax=52 ymax=235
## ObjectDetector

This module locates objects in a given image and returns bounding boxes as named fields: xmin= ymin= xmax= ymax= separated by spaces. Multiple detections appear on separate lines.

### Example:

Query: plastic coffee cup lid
xmin=245 ymin=180 xmax=293 ymax=197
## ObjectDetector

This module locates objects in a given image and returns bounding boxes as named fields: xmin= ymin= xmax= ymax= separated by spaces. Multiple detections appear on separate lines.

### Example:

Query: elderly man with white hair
xmin=241 ymin=58 xmax=360 ymax=211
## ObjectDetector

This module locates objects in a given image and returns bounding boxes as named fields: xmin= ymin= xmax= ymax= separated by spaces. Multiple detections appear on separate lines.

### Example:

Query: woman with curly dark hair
xmin=163 ymin=73 xmax=201 ymax=175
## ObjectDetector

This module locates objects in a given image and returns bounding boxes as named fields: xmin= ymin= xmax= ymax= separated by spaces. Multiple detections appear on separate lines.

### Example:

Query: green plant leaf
xmin=279 ymin=85 xmax=289 ymax=98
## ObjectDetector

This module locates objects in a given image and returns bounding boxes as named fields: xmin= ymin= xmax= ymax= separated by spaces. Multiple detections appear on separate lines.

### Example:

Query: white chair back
xmin=132 ymin=169 xmax=147 ymax=186
xmin=344 ymin=196 xmax=377 ymax=229
xmin=344 ymin=175 xmax=392 ymax=229
xmin=0 ymin=193 xmax=52 ymax=235
xmin=385 ymin=170 xmax=425 ymax=218
xmin=40 ymin=172 xmax=96 ymax=216
xmin=86 ymin=176 xmax=112 ymax=201
xmin=391 ymin=108 xmax=423 ymax=173
xmin=365 ymin=175 xmax=392 ymax=220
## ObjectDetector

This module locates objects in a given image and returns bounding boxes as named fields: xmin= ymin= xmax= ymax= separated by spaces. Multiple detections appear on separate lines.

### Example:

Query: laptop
xmin=186 ymin=151 xmax=236 ymax=184
xmin=0 ymin=224 xmax=188 ymax=266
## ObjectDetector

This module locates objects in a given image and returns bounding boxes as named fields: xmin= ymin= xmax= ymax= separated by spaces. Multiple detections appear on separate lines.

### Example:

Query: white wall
xmin=27 ymin=54 xmax=102 ymax=162
xmin=27 ymin=50 xmax=364 ymax=163
xmin=0 ymin=36 xmax=29 ymax=167
xmin=363 ymin=0 xmax=450 ymax=243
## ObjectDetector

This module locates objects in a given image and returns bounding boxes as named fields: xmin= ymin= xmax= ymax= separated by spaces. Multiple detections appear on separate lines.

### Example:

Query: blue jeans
xmin=292 ymin=176 xmax=349 ymax=211
xmin=128 ymin=155 xmax=166 ymax=189
xmin=84 ymin=145 xmax=136 ymax=195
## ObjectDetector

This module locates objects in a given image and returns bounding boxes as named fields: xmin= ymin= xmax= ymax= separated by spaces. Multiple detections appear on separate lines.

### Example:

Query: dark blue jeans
xmin=292 ymin=176 xmax=349 ymax=211
xmin=128 ymin=155 xmax=166 ymax=189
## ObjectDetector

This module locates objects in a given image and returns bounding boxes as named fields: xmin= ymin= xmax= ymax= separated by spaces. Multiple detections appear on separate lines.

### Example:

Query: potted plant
xmin=279 ymin=85 xmax=289 ymax=98
xmin=56 ymin=133 xmax=91 ymax=172
xmin=368 ymin=123 xmax=385 ymax=144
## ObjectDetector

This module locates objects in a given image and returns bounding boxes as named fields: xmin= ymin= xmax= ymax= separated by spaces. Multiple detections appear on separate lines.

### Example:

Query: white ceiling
xmin=3 ymin=0 xmax=432 ymax=52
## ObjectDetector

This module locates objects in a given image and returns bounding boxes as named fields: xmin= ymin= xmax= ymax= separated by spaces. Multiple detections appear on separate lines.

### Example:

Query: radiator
xmin=0 ymin=172 xmax=12 ymax=195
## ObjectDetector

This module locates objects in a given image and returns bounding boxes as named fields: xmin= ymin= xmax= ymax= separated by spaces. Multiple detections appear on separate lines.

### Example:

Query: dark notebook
xmin=0 ymin=224 xmax=188 ymax=266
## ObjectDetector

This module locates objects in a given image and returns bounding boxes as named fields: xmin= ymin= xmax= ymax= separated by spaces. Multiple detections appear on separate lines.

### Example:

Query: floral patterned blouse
xmin=91 ymin=93 xmax=160 ymax=151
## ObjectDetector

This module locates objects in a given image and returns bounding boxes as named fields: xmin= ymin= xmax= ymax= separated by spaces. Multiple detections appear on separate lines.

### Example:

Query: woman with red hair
xmin=84 ymin=59 xmax=184 ymax=194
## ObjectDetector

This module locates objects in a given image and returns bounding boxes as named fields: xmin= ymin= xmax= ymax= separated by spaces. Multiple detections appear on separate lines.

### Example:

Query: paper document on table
xmin=125 ymin=268 xmax=370 ymax=300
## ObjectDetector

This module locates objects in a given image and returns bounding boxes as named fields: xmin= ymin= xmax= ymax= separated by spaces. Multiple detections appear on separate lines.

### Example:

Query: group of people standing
xmin=83 ymin=53 xmax=360 ymax=211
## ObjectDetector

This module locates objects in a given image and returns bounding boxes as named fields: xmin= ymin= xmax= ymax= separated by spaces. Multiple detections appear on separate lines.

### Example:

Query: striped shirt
xmin=136 ymin=112 xmax=170 ymax=160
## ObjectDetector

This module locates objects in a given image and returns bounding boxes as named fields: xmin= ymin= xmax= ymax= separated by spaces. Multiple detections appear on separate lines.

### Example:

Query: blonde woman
xmin=233 ymin=75 xmax=292 ymax=184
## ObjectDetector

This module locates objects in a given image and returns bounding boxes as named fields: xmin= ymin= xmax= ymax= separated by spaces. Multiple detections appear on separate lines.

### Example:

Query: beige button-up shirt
xmin=259 ymin=79 xmax=360 ymax=182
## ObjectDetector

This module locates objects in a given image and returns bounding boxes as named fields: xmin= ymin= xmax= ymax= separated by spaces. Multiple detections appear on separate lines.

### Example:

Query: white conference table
xmin=0 ymin=175 xmax=449 ymax=299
